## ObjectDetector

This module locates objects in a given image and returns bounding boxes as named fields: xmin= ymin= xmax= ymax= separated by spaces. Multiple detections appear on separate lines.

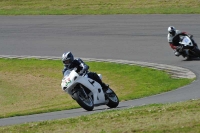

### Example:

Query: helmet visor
xmin=63 ymin=60 xmax=70 ymax=64
xmin=169 ymin=31 xmax=175 ymax=36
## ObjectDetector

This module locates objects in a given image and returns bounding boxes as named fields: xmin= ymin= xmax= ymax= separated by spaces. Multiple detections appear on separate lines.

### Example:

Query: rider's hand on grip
xmin=79 ymin=69 xmax=85 ymax=76
xmin=188 ymin=34 xmax=193 ymax=39
xmin=79 ymin=69 xmax=88 ymax=76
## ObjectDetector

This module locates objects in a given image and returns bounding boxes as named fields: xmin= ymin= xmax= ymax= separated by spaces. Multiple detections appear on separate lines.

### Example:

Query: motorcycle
xmin=61 ymin=69 xmax=119 ymax=111
xmin=173 ymin=34 xmax=200 ymax=60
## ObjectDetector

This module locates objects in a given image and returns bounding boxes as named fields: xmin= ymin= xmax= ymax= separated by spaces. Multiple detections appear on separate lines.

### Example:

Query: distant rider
xmin=167 ymin=26 xmax=199 ymax=56
xmin=61 ymin=51 xmax=109 ymax=92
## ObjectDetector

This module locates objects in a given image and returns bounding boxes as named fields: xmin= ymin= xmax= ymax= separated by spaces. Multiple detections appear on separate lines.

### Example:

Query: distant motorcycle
xmin=173 ymin=34 xmax=200 ymax=60
xmin=61 ymin=69 xmax=119 ymax=111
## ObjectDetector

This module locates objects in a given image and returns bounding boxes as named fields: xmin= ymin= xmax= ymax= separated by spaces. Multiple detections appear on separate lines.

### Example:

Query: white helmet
xmin=168 ymin=26 xmax=176 ymax=36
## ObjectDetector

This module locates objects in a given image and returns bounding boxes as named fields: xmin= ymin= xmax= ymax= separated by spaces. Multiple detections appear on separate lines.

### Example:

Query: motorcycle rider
xmin=167 ymin=26 xmax=199 ymax=57
xmin=61 ymin=51 xmax=109 ymax=92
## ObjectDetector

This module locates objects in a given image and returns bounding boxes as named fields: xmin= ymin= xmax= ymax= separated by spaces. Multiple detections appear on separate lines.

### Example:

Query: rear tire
xmin=106 ymin=88 xmax=119 ymax=108
xmin=73 ymin=90 xmax=94 ymax=111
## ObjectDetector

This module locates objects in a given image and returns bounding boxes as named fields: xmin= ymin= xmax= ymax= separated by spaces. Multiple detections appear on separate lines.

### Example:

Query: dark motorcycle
xmin=173 ymin=34 xmax=200 ymax=60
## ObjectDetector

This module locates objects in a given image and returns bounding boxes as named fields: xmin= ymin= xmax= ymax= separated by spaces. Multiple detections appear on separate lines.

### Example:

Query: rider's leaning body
xmin=167 ymin=26 xmax=199 ymax=56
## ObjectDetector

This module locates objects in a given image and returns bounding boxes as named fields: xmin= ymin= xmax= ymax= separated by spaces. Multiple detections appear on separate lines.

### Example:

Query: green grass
xmin=0 ymin=99 xmax=200 ymax=133
xmin=0 ymin=0 xmax=200 ymax=15
xmin=0 ymin=58 xmax=194 ymax=119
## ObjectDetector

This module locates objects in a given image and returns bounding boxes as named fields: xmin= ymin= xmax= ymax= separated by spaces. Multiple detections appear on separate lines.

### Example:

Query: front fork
xmin=71 ymin=84 xmax=87 ymax=100
xmin=79 ymin=85 xmax=88 ymax=98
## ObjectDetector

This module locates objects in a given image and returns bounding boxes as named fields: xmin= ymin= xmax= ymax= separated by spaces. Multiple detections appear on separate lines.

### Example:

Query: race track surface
xmin=0 ymin=15 xmax=200 ymax=126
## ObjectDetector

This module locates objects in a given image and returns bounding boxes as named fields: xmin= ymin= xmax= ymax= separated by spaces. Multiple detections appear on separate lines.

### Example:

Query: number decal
xmin=65 ymin=78 xmax=71 ymax=87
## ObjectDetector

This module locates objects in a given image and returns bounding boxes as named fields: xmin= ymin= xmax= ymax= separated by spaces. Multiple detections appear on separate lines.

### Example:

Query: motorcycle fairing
xmin=61 ymin=70 xmax=106 ymax=105
xmin=179 ymin=36 xmax=193 ymax=47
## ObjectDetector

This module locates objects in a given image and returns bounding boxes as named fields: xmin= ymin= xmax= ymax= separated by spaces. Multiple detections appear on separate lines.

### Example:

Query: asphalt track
xmin=0 ymin=15 xmax=200 ymax=126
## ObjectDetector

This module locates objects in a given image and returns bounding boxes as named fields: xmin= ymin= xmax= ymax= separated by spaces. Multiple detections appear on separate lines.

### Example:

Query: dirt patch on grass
xmin=0 ymin=71 xmax=74 ymax=116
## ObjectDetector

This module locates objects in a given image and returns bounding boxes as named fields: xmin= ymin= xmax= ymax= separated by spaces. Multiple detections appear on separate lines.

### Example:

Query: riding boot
xmin=101 ymin=83 xmax=109 ymax=92
xmin=87 ymin=72 xmax=109 ymax=92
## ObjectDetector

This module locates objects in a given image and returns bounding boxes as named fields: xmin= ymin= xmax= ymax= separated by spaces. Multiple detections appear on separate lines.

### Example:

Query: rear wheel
xmin=73 ymin=90 xmax=94 ymax=111
xmin=106 ymin=88 xmax=119 ymax=108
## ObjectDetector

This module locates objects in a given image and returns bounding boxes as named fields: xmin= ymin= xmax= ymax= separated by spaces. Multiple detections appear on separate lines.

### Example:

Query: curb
xmin=0 ymin=55 xmax=196 ymax=79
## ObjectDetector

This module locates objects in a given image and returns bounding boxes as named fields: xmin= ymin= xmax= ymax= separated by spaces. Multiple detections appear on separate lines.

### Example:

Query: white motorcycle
xmin=61 ymin=69 xmax=119 ymax=111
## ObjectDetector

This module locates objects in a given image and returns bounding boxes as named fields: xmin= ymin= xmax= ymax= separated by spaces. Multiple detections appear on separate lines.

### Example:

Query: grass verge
xmin=0 ymin=99 xmax=200 ymax=133
xmin=0 ymin=0 xmax=200 ymax=15
xmin=0 ymin=58 xmax=194 ymax=118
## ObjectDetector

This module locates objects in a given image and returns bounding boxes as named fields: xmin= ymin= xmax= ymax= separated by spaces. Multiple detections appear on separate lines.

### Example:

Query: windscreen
xmin=63 ymin=70 xmax=71 ymax=77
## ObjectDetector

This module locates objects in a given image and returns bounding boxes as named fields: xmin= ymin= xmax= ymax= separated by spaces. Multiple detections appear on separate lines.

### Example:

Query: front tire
xmin=73 ymin=90 xmax=94 ymax=111
xmin=106 ymin=88 xmax=119 ymax=108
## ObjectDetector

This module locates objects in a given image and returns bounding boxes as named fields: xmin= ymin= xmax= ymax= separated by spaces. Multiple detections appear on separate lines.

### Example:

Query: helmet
xmin=62 ymin=51 xmax=74 ymax=66
xmin=168 ymin=26 xmax=176 ymax=36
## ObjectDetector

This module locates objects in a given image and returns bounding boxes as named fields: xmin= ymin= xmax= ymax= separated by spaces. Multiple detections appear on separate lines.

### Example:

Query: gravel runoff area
xmin=0 ymin=55 xmax=196 ymax=79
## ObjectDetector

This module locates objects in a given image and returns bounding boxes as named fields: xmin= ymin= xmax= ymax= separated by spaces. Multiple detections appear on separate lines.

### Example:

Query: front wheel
xmin=106 ymin=88 xmax=119 ymax=108
xmin=73 ymin=90 xmax=94 ymax=111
